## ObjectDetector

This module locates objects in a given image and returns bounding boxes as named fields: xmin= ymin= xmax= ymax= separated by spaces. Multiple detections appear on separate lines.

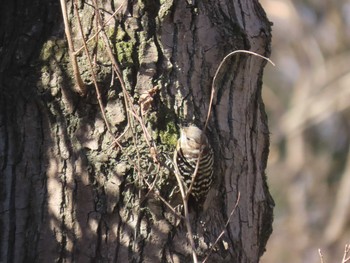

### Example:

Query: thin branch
xmin=318 ymin=248 xmax=325 ymax=263
xmin=128 ymin=109 xmax=156 ymax=151
xmin=342 ymin=244 xmax=350 ymax=263
xmin=91 ymin=0 xmax=133 ymax=144
xmin=204 ymin=50 xmax=275 ymax=130
xmin=73 ymin=0 xmax=112 ymax=133
xmin=74 ymin=2 xmax=126 ymax=56
xmin=202 ymin=192 xmax=241 ymax=263
xmin=128 ymin=151 xmax=183 ymax=220
xmin=173 ymin=162 xmax=198 ymax=263
xmin=142 ymin=177 xmax=184 ymax=220
xmin=324 ymin=146 xmax=350 ymax=244
xmin=59 ymin=0 xmax=86 ymax=95
xmin=185 ymin=147 xmax=203 ymax=200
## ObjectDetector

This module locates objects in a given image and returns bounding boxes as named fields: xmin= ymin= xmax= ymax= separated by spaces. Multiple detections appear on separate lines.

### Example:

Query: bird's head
xmin=179 ymin=125 xmax=208 ymax=152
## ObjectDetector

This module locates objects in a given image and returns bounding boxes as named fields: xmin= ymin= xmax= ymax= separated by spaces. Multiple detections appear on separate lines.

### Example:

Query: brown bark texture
xmin=0 ymin=0 xmax=274 ymax=262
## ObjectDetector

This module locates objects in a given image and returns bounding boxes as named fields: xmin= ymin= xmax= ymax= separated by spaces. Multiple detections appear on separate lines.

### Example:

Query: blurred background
xmin=260 ymin=0 xmax=350 ymax=262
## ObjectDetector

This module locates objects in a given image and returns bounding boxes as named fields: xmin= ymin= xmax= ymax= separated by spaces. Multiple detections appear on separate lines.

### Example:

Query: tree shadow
xmin=0 ymin=0 xmax=132 ymax=262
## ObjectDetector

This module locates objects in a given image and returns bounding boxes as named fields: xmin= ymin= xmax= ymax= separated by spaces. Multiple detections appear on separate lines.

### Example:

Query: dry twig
xmin=59 ymin=0 xmax=86 ymax=95
xmin=73 ymin=0 xmax=112 ymax=133
xmin=203 ymin=192 xmax=241 ymax=263
xmin=318 ymin=244 xmax=350 ymax=263
xmin=91 ymin=0 xmax=133 ymax=144
xmin=342 ymin=244 xmax=350 ymax=263
xmin=204 ymin=49 xmax=275 ymax=130
xmin=319 ymin=248 xmax=325 ymax=263
xmin=74 ymin=2 xmax=126 ymax=56
xmin=173 ymin=162 xmax=198 ymax=263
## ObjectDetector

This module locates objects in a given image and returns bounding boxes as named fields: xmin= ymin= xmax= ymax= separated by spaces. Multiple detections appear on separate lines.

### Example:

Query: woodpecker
xmin=173 ymin=125 xmax=214 ymax=204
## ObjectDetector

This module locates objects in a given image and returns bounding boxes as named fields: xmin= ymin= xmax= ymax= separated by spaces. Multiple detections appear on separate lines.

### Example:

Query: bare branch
xmin=203 ymin=192 xmax=241 ymax=263
xmin=318 ymin=248 xmax=325 ymax=263
xmin=59 ymin=0 xmax=86 ymax=95
xmin=73 ymin=0 xmax=112 ymax=133
xmin=204 ymin=49 xmax=275 ymax=130
xmin=173 ymin=161 xmax=198 ymax=263
xmin=142 ymin=177 xmax=184 ymax=221
xmin=91 ymin=0 xmax=132 ymax=144
xmin=185 ymin=148 xmax=203 ymax=201
xmin=342 ymin=244 xmax=350 ymax=263
xmin=74 ymin=1 xmax=126 ymax=56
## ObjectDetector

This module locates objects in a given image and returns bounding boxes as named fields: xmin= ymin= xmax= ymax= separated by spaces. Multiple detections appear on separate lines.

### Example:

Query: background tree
xmin=261 ymin=0 xmax=350 ymax=262
xmin=0 ymin=0 xmax=274 ymax=262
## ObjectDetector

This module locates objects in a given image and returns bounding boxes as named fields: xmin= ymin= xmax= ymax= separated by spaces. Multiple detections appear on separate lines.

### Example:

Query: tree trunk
xmin=0 ymin=0 xmax=274 ymax=262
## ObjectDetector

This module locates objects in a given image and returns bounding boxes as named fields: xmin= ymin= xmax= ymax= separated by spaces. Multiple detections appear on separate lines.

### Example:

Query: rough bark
xmin=0 ymin=0 xmax=274 ymax=262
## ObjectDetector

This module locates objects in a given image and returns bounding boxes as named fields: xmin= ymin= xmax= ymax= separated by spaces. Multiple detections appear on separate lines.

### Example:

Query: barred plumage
xmin=173 ymin=125 xmax=214 ymax=203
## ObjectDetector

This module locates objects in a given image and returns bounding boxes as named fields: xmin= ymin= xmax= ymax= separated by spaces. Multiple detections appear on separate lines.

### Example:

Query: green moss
xmin=40 ymin=39 xmax=66 ymax=62
xmin=40 ymin=40 xmax=56 ymax=61
xmin=159 ymin=121 xmax=178 ymax=147
xmin=107 ymin=24 xmax=137 ymax=67
xmin=115 ymin=28 xmax=126 ymax=41
xmin=115 ymin=41 xmax=134 ymax=66
xmin=54 ymin=40 xmax=66 ymax=61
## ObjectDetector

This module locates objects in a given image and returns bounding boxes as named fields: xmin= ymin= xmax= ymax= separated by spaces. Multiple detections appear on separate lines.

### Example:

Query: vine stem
xmin=59 ymin=0 xmax=86 ymax=95
xmin=204 ymin=49 xmax=275 ymax=131
xmin=173 ymin=163 xmax=198 ymax=263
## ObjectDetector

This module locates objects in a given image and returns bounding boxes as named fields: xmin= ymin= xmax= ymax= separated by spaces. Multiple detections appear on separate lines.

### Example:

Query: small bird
xmin=173 ymin=125 xmax=214 ymax=205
